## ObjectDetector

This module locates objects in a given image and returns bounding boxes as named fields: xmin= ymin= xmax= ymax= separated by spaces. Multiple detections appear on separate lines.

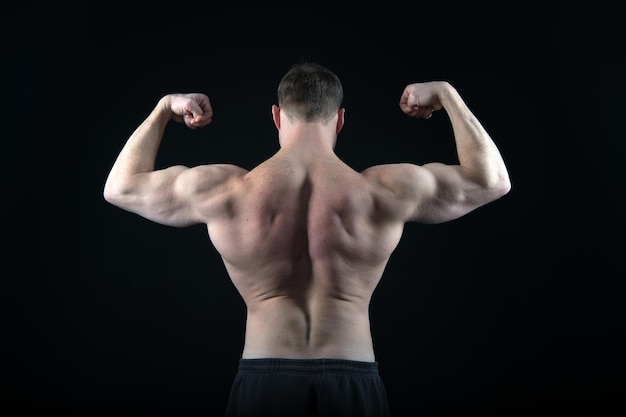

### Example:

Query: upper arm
xmin=104 ymin=164 xmax=248 ymax=227
xmin=364 ymin=162 xmax=508 ymax=224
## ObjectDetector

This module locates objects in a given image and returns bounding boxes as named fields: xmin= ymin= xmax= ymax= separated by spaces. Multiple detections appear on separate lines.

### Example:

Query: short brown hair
xmin=277 ymin=62 xmax=343 ymax=124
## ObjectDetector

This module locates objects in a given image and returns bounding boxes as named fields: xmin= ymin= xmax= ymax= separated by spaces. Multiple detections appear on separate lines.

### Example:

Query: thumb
xmin=185 ymin=100 xmax=204 ymax=119
xmin=183 ymin=100 xmax=206 ymax=128
xmin=408 ymin=93 xmax=420 ymax=107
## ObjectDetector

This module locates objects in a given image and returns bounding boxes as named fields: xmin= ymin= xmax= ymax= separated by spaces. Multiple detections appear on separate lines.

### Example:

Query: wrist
xmin=154 ymin=95 xmax=174 ymax=120
xmin=436 ymin=81 xmax=459 ymax=107
xmin=143 ymin=96 xmax=174 ymax=129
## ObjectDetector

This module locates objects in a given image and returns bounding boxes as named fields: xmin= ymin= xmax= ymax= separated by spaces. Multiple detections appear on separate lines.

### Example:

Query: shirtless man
xmin=103 ymin=62 xmax=511 ymax=416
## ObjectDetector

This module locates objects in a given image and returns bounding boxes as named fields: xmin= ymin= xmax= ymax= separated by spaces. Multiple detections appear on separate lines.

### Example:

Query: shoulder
xmin=176 ymin=164 xmax=249 ymax=196
xmin=361 ymin=163 xmax=436 ymax=200
xmin=358 ymin=163 xmax=432 ymax=222
xmin=184 ymin=163 xmax=249 ymax=179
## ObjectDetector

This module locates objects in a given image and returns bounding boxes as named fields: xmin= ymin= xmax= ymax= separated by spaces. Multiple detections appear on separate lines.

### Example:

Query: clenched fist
xmin=163 ymin=93 xmax=213 ymax=129
xmin=399 ymin=81 xmax=450 ymax=119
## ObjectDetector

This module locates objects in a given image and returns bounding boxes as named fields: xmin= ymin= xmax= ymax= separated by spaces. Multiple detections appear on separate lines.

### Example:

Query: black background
xmin=4 ymin=1 xmax=625 ymax=416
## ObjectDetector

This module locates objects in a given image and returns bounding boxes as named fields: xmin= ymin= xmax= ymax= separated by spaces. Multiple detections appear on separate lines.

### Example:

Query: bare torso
xmin=103 ymin=86 xmax=509 ymax=363
xmin=203 ymin=145 xmax=405 ymax=361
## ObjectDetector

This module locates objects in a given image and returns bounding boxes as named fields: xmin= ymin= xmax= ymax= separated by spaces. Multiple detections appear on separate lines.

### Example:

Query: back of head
xmin=277 ymin=62 xmax=343 ymax=124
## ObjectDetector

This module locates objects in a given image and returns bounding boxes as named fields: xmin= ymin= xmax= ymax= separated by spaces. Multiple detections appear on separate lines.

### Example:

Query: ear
xmin=272 ymin=105 xmax=281 ymax=130
xmin=336 ymin=108 xmax=345 ymax=134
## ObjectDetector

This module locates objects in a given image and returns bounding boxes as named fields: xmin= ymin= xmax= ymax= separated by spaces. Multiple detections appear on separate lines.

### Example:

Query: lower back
xmin=241 ymin=293 xmax=376 ymax=361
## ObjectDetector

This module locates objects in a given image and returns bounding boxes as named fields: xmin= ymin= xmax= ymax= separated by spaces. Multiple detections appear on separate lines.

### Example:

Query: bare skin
xmin=104 ymin=81 xmax=510 ymax=362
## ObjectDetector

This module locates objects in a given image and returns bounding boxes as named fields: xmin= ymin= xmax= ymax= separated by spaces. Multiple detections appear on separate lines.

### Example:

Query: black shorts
xmin=225 ymin=358 xmax=390 ymax=417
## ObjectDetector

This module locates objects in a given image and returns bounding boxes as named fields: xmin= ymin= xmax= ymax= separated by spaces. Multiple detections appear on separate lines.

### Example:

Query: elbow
xmin=103 ymin=178 xmax=130 ymax=207
xmin=103 ymin=183 xmax=121 ymax=206
xmin=490 ymin=173 xmax=512 ymax=199
xmin=479 ymin=160 xmax=512 ymax=199
xmin=475 ymin=171 xmax=511 ymax=202
xmin=103 ymin=187 xmax=116 ymax=205
xmin=499 ymin=168 xmax=512 ymax=196
xmin=501 ymin=176 xmax=512 ymax=196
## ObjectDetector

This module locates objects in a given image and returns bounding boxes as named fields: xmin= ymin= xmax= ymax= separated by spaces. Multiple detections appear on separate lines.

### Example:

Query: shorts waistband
xmin=237 ymin=358 xmax=380 ymax=376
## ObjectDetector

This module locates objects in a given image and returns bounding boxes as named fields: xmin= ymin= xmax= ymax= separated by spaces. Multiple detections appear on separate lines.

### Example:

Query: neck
xmin=278 ymin=123 xmax=337 ymax=153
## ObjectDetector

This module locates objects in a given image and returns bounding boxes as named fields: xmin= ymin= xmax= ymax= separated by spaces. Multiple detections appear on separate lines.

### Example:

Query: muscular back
xmin=203 ymin=149 xmax=405 ymax=361
xmin=104 ymin=86 xmax=510 ymax=361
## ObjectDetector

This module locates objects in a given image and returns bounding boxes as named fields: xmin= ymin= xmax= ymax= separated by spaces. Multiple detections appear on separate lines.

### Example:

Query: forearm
xmin=439 ymin=84 xmax=510 ymax=190
xmin=104 ymin=97 xmax=171 ymax=196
